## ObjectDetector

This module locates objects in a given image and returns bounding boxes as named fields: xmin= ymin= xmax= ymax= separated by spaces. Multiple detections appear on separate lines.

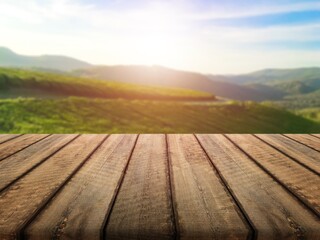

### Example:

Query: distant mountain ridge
xmin=1 ymin=47 xmax=320 ymax=102
xmin=0 ymin=47 xmax=91 ymax=71
xmin=74 ymin=65 xmax=285 ymax=101
xmin=221 ymin=68 xmax=320 ymax=85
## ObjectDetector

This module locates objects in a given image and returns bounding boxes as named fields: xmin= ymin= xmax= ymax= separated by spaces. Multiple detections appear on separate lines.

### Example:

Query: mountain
xmin=221 ymin=68 xmax=320 ymax=85
xmin=209 ymin=68 xmax=320 ymax=108
xmin=74 ymin=65 xmax=284 ymax=101
xmin=1 ymin=47 xmax=319 ymax=103
xmin=0 ymin=47 xmax=91 ymax=71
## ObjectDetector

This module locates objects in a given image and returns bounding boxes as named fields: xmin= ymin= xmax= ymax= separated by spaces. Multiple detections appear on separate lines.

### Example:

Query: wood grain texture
xmin=106 ymin=134 xmax=175 ymax=240
xmin=0 ymin=134 xmax=49 ymax=161
xmin=168 ymin=134 xmax=249 ymax=239
xmin=0 ymin=134 xmax=78 ymax=192
xmin=0 ymin=135 xmax=106 ymax=240
xmin=284 ymin=134 xmax=320 ymax=152
xmin=0 ymin=134 xmax=21 ymax=144
xmin=25 ymin=134 xmax=137 ymax=240
xmin=197 ymin=134 xmax=320 ymax=239
xmin=256 ymin=134 xmax=320 ymax=174
xmin=0 ymin=134 xmax=318 ymax=239
xmin=227 ymin=134 xmax=320 ymax=216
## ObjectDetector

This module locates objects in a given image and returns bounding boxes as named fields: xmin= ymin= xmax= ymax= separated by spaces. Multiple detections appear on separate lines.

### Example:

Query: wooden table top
xmin=0 ymin=134 xmax=319 ymax=240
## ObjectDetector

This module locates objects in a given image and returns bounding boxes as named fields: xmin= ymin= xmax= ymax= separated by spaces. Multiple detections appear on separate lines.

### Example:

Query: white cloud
xmin=1 ymin=0 xmax=320 ymax=74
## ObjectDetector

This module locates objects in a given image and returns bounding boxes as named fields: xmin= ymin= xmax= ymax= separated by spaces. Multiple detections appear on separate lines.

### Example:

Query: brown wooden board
xmin=284 ymin=134 xmax=320 ymax=152
xmin=256 ymin=134 xmax=320 ymax=174
xmin=0 ymin=134 xmax=319 ymax=239
xmin=105 ymin=134 xmax=174 ymax=240
xmin=25 ymin=134 xmax=137 ymax=240
xmin=0 ymin=135 xmax=106 ymax=240
xmin=167 ymin=134 xmax=249 ymax=239
xmin=197 ymin=134 xmax=320 ymax=239
xmin=0 ymin=134 xmax=21 ymax=144
xmin=0 ymin=134 xmax=78 ymax=192
xmin=0 ymin=134 xmax=49 ymax=161
xmin=227 ymin=134 xmax=320 ymax=217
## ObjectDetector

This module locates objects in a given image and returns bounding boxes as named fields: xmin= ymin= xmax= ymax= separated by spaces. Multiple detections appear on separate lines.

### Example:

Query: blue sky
xmin=0 ymin=0 xmax=319 ymax=73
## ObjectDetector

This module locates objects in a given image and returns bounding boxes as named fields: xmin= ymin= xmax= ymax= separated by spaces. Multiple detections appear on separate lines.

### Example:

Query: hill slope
xmin=0 ymin=47 xmax=91 ymax=71
xmin=222 ymin=68 xmax=320 ymax=85
xmin=0 ymin=68 xmax=215 ymax=101
xmin=75 ymin=65 xmax=283 ymax=101
xmin=0 ymin=98 xmax=318 ymax=133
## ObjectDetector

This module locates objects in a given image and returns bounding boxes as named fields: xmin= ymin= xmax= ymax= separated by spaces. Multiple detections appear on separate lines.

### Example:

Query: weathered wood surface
xmin=284 ymin=134 xmax=320 ymax=152
xmin=0 ymin=134 xmax=319 ymax=240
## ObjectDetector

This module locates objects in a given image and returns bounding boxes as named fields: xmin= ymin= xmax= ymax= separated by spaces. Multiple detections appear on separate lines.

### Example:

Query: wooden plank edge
xmin=0 ymin=134 xmax=23 ymax=145
xmin=281 ymin=134 xmax=320 ymax=152
xmin=311 ymin=134 xmax=320 ymax=139
xmin=166 ymin=134 xmax=180 ymax=240
xmin=194 ymin=134 xmax=256 ymax=240
xmin=224 ymin=134 xmax=320 ymax=219
xmin=0 ymin=134 xmax=80 ymax=194
xmin=282 ymin=134 xmax=320 ymax=153
xmin=101 ymin=134 xmax=139 ymax=240
xmin=18 ymin=135 xmax=109 ymax=240
xmin=253 ymin=135 xmax=320 ymax=176
xmin=0 ymin=135 xmax=51 ymax=162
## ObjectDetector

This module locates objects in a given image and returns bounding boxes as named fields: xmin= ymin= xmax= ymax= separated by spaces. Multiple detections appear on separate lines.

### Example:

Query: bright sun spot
xmin=126 ymin=5 xmax=186 ymax=66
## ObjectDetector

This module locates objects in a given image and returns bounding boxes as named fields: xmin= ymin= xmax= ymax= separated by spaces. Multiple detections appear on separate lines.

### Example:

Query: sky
xmin=0 ymin=0 xmax=320 ymax=74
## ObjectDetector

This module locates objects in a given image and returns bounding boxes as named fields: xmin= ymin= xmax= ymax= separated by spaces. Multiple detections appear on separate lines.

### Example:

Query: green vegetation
xmin=0 ymin=67 xmax=319 ymax=133
xmin=294 ymin=108 xmax=320 ymax=123
xmin=0 ymin=67 xmax=214 ymax=101
xmin=0 ymin=98 xmax=318 ymax=133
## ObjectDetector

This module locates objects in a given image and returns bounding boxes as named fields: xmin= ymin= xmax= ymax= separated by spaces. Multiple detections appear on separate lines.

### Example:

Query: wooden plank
xmin=227 ymin=134 xmax=320 ymax=216
xmin=0 ymin=134 xmax=49 ymax=161
xmin=167 ymin=134 xmax=249 ymax=239
xmin=24 ymin=134 xmax=138 ymax=240
xmin=0 ymin=134 xmax=78 ymax=192
xmin=0 ymin=135 xmax=106 ymax=240
xmin=286 ymin=134 xmax=320 ymax=151
xmin=256 ymin=134 xmax=320 ymax=174
xmin=197 ymin=134 xmax=320 ymax=239
xmin=284 ymin=134 xmax=320 ymax=152
xmin=106 ymin=134 xmax=175 ymax=239
xmin=0 ymin=134 xmax=21 ymax=144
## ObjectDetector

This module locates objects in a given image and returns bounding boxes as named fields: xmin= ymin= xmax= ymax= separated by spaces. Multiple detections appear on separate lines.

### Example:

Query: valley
xmin=0 ymin=47 xmax=319 ymax=133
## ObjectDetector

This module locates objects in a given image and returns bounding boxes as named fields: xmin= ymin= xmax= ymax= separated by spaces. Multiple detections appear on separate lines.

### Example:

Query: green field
xmin=0 ymin=67 xmax=319 ymax=133
xmin=0 ymin=97 xmax=318 ymax=133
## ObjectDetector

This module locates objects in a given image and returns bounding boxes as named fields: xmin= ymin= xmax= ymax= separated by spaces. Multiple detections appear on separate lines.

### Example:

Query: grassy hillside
xmin=75 ymin=65 xmax=282 ymax=101
xmin=0 ymin=98 xmax=318 ymax=133
xmin=0 ymin=68 xmax=215 ymax=101
xmin=269 ymin=89 xmax=320 ymax=109
xmin=295 ymin=108 xmax=320 ymax=122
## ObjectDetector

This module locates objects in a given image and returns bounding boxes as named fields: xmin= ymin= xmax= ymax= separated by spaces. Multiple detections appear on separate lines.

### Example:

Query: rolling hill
xmin=0 ymin=67 xmax=318 ymax=133
xmin=74 ymin=65 xmax=283 ymax=101
xmin=222 ymin=68 xmax=320 ymax=85
xmin=3 ymin=47 xmax=319 ymax=103
xmin=0 ymin=67 xmax=214 ymax=101
xmin=0 ymin=47 xmax=91 ymax=71
xmin=210 ymin=68 xmax=320 ymax=110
